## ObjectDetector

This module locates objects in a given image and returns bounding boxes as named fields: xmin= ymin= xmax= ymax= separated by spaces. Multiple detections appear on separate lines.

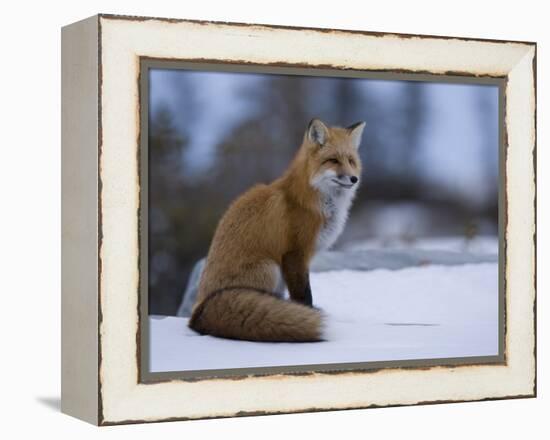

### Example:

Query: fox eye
xmin=324 ymin=158 xmax=340 ymax=165
xmin=349 ymin=158 xmax=356 ymax=167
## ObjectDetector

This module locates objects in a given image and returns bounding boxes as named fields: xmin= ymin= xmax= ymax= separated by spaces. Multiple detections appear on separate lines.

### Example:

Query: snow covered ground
xmin=150 ymin=263 xmax=498 ymax=373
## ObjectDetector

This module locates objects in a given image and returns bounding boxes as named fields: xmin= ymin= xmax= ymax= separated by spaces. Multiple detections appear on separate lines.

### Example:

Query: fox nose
xmin=350 ymin=176 xmax=358 ymax=184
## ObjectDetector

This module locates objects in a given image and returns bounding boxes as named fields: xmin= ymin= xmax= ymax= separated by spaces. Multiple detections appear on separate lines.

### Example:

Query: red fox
xmin=189 ymin=119 xmax=365 ymax=342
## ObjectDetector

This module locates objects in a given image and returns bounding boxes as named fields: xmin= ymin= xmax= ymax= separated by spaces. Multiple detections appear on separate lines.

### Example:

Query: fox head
xmin=304 ymin=118 xmax=365 ymax=194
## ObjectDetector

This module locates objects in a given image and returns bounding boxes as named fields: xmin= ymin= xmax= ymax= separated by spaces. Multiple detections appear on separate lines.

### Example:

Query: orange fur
xmin=189 ymin=119 xmax=364 ymax=342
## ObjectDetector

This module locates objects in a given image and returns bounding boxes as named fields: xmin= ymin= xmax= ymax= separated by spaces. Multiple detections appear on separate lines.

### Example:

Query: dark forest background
xmin=148 ymin=69 xmax=499 ymax=316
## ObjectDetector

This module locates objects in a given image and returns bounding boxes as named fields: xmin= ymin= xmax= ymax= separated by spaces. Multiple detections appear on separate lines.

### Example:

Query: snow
xmin=177 ymin=241 xmax=498 ymax=317
xmin=150 ymin=263 xmax=498 ymax=373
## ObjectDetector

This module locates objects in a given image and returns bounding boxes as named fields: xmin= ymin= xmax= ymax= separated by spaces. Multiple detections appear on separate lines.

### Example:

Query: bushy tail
xmin=189 ymin=289 xmax=323 ymax=342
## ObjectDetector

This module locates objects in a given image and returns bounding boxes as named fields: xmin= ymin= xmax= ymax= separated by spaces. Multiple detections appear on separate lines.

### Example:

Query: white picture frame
xmin=61 ymin=14 xmax=536 ymax=425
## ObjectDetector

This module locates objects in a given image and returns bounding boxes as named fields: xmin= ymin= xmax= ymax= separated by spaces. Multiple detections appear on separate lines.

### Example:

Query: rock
xmin=176 ymin=258 xmax=206 ymax=318
xmin=310 ymin=249 xmax=497 ymax=272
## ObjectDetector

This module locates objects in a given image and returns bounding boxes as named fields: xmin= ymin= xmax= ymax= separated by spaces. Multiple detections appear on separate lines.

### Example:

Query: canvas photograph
xmin=60 ymin=14 xmax=536 ymax=424
xmin=141 ymin=63 xmax=503 ymax=378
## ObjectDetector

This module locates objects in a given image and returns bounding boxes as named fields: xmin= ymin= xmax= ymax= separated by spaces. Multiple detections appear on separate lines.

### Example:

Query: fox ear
xmin=347 ymin=121 xmax=366 ymax=149
xmin=307 ymin=118 xmax=329 ymax=146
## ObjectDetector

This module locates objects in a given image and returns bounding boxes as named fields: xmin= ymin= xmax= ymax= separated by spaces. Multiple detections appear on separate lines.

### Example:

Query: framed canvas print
xmin=61 ymin=14 xmax=536 ymax=425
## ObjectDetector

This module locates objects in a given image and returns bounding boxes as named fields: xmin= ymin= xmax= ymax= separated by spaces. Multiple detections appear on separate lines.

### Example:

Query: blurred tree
xmin=334 ymin=78 xmax=360 ymax=124
xmin=477 ymin=88 xmax=499 ymax=218
xmin=354 ymin=80 xmax=426 ymax=202
xmin=400 ymin=82 xmax=424 ymax=182
xmin=149 ymin=105 xmax=226 ymax=315
xmin=214 ymin=75 xmax=312 ymax=199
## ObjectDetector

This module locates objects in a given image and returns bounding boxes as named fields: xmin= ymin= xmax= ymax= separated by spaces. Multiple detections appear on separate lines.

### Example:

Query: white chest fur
xmin=316 ymin=189 xmax=355 ymax=251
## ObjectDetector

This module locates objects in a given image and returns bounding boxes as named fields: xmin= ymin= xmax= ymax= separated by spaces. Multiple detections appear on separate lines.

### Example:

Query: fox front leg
xmin=281 ymin=251 xmax=313 ymax=307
